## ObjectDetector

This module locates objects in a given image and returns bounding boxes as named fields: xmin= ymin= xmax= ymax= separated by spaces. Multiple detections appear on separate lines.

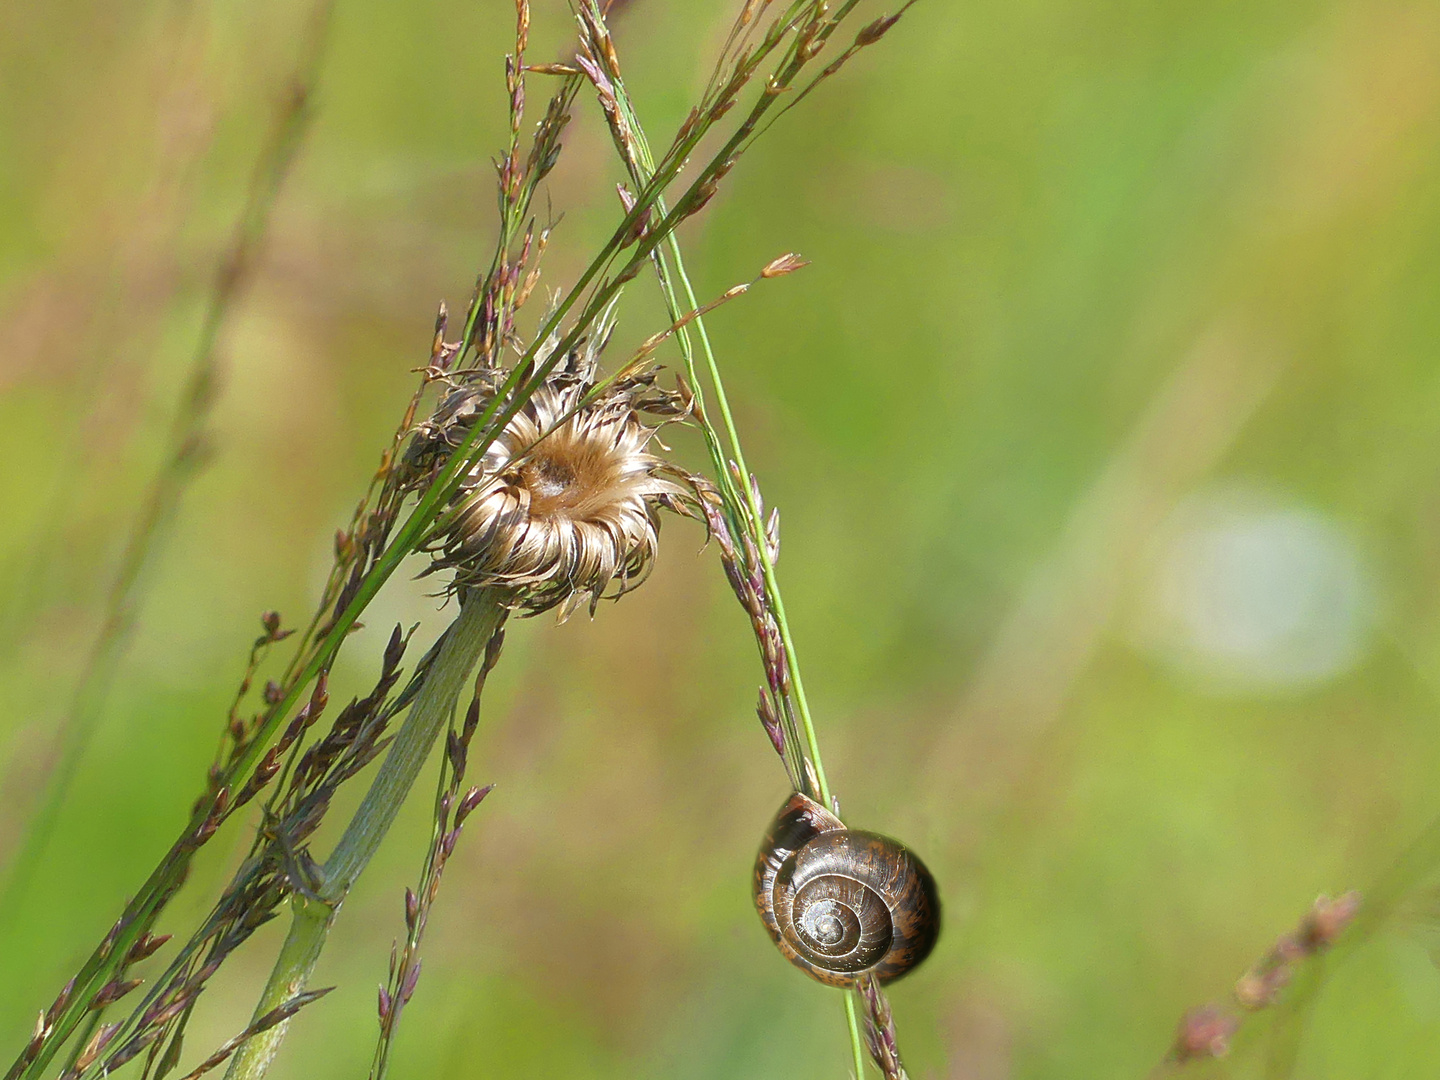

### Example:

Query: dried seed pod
xmin=405 ymin=326 xmax=695 ymax=619
xmin=754 ymin=792 xmax=940 ymax=988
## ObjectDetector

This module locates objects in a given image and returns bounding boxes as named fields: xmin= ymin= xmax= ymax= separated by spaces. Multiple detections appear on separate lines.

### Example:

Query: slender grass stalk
xmin=574 ymin=0 xmax=912 ymax=807
xmin=576 ymin=2 xmax=830 ymax=800
xmin=223 ymin=590 xmax=505 ymax=1080
xmin=845 ymin=994 xmax=868 ymax=1079
xmin=665 ymin=255 xmax=832 ymax=803
xmin=573 ymin=4 xmax=912 ymax=1068
xmin=647 ymin=167 xmax=868 ymax=1077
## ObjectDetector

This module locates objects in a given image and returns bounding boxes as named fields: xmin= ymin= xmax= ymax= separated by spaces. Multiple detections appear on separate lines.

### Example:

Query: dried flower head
xmin=407 ymin=328 xmax=693 ymax=619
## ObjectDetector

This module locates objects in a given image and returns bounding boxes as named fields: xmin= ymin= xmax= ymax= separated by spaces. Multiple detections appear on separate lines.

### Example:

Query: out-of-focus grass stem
xmin=0 ymin=0 xmax=335 ymax=940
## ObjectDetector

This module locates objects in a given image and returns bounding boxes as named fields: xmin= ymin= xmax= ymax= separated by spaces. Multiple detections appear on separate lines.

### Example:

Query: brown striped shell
xmin=753 ymin=792 xmax=940 ymax=988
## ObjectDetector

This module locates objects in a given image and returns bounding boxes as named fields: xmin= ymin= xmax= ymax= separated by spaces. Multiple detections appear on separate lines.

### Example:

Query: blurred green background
xmin=4 ymin=0 xmax=1440 ymax=1077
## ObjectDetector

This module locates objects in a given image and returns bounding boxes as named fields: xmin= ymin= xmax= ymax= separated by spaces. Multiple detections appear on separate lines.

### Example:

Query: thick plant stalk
xmin=224 ymin=590 xmax=505 ymax=1080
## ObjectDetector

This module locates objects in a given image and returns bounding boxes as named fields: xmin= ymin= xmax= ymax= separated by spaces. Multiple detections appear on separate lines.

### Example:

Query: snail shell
xmin=753 ymin=792 xmax=940 ymax=988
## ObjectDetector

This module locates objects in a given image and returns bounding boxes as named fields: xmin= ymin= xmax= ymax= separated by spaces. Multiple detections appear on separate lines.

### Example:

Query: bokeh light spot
xmin=1131 ymin=484 xmax=1378 ymax=695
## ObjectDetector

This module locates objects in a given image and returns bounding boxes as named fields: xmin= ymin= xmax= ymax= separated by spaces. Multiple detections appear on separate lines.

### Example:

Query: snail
xmin=753 ymin=791 xmax=940 ymax=988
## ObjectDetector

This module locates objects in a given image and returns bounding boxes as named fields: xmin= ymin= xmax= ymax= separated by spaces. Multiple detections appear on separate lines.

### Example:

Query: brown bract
xmin=407 ymin=341 xmax=693 ymax=619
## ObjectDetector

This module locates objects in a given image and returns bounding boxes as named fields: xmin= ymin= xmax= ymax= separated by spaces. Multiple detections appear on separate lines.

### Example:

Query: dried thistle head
xmin=407 ymin=327 xmax=694 ymax=619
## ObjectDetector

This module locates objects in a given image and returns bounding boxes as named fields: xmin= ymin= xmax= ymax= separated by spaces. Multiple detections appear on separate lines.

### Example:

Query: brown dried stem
xmin=1149 ymin=892 xmax=1361 ymax=1077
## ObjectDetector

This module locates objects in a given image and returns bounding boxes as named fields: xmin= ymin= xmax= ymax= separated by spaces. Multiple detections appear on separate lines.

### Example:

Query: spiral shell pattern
xmin=753 ymin=792 xmax=940 ymax=988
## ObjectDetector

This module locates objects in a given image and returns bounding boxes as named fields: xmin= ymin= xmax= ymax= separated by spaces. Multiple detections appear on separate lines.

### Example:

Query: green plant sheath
xmin=224 ymin=590 xmax=505 ymax=1080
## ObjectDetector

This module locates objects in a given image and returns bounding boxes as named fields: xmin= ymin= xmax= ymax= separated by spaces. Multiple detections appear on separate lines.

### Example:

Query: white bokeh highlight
xmin=1130 ymin=485 xmax=1377 ymax=695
